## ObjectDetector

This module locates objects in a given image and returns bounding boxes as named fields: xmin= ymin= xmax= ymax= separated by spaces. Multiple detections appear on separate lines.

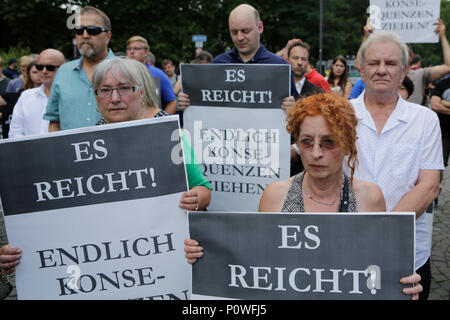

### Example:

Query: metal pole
xmin=319 ymin=0 xmax=323 ymax=75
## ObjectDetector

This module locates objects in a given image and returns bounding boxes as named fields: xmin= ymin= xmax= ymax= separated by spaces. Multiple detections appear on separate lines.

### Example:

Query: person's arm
xmin=400 ymin=273 xmax=422 ymax=300
xmin=184 ymin=238 xmax=203 ymax=264
xmin=179 ymin=186 xmax=211 ymax=211
xmin=431 ymin=95 xmax=450 ymax=115
xmin=0 ymin=96 xmax=6 ymax=107
xmin=354 ymin=20 xmax=374 ymax=72
xmin=429 ymin=19 xmax=450 ymax=81
xmin=343 ymin=81 xmax=353 ymax=99
xmin=178 ymin=92 xmax=190 ymax=111
xmin=0 ymin=244 xmax=21 ymax=275
xmin=392 ymin=169 xmax=441 ymax=218
xmin=394 ymin=108 xmax=443 ymax=217
xmin=354 ymin=179 xmax=386 ymax=212
xmin=276 ymin=38 xmax=302 ymax=62
xmin=281 ymin=96 xmax=296 ymax=111
xmin=48 ymin=121 xmax=61 ymax=132
xmin=348 ymin=80 xmax=366 ymax=99
xmin=258 ymin=180 xmax=289 ymax=212
xmin=164 ymin=100 xmax=177 ymax=114
xmin=43 ymin=74 xmax=61 ymax=131
xmin=174 ymin=78 xmax=182 ymax=95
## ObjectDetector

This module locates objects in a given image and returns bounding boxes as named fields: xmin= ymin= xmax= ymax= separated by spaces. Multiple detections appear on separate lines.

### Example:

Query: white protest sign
xmin=370 ymin=0 xmax=441 ymax=43
xmin=0 ymin=116 xmax=191 ymax=300
xmin=182 ymin=64 xmax=291 ymax=212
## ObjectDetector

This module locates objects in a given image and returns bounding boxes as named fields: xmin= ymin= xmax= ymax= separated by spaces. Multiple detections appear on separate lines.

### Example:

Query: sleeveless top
xmin=281 ymin=171 xmax=358 ymax=213
xmin=330 ymin=85 xmax=344 ymax=95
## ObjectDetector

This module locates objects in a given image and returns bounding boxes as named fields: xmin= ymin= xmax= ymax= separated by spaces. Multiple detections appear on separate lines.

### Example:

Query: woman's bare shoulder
xmin=352 ymin=179 xmax=386 ymax=212
xmin=258 ymin=177 xmax=293 ymax=212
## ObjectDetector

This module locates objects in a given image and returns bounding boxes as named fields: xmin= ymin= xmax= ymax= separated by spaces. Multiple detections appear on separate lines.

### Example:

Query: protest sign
xmin=189 ymin=211 xmax=415 ymax=300
xmin=0 ymin=116 xmax=191 ymax=300
xmin=369 ymin=0 xmax=441 ymax=43
xmin=182 ymin=64 xmax=291 ymax=212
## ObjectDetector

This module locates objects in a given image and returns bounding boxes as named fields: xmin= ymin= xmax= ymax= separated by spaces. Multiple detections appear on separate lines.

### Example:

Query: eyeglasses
xmin=298 ymin=137 xmax=337 ymax=150
xmin=95 ymin=85 xmax=141 ymax=98
xmin=74 ymin=25 xmax=108 ymax=36
xmin=36 ymin=64 xmax=60 ymax=72
xmin=126 ymin=47 xmax=145 ymax=52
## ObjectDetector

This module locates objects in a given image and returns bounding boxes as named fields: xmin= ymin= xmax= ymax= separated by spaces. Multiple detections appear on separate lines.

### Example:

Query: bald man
xmin=178 ymin=3 xmax=297 ymax=110
xmin=9 ymin=49 xmax=65 ymax=138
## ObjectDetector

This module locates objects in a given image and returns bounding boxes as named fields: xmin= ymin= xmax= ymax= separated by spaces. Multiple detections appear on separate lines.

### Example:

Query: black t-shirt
xmin=0 ymin=77 xmax=11 ymax=96
xmin=0 ymin=92 xmax=20 ymax=138
xmin=430 ymin=77 xmax=450 ymax=138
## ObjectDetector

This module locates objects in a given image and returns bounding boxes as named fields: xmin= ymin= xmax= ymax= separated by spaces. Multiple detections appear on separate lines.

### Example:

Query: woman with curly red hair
xmin=185 ymin=93 xmax=423 ymax=299
xmin=260 ymin=93 xmax=383 ymax=213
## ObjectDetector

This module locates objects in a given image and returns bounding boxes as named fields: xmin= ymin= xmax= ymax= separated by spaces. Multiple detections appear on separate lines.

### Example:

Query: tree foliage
xmin=2 ymin=0 xmax=448 ymax=69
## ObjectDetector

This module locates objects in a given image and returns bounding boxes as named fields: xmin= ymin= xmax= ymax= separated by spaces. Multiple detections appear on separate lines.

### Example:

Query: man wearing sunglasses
xmin=9 ymin=49 xmax=65 ymax=138
xmin=44 ymin=6 xmax=114 ymax=131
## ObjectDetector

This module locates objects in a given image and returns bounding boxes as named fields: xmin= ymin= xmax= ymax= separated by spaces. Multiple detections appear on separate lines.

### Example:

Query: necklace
xmin=303 ymin=173 xmax=343 ymax=206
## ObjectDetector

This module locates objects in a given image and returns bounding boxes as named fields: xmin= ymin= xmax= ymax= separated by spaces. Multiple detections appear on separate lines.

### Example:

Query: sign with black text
xmin=369 ymin=0 xmax=440 ymax=43
xmin=182 ymin=64 xmax=291 ymax=212
xmin=189 ymin=211 xmax=415 ymax=300
xmin=0 ymin=116 xmax=191 ymax=300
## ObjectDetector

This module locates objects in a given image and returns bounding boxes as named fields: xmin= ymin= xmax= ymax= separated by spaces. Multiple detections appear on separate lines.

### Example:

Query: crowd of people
xmin=0 ymin=3 xmax=449 ymax=300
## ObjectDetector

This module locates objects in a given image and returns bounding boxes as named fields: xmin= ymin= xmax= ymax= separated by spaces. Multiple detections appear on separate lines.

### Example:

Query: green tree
xmin=0 ymin=0 xmax=380 ymax=68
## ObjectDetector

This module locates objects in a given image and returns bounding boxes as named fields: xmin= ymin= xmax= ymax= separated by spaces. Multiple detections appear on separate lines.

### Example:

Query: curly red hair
xmin=286 ymin=93 xmax=358 ymax=184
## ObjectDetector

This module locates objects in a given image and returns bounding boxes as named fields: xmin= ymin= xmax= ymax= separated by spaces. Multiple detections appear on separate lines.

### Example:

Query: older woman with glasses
xmin=185 ymin=93 xmax=423 ymax=299
xmin=0 ymin=58 xmax=211 ymax=278
xmin=91 ymin=57 xmax=211 ymax=211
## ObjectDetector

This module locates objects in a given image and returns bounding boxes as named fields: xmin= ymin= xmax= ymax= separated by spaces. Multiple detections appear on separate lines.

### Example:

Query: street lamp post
xmin=319 ymin=0 xmax=323 ymax=75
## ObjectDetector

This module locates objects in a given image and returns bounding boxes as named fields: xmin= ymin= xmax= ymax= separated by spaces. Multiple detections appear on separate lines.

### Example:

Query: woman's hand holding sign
xmin=0 ymin=244 xmax=21 ymax=275
xmin=184 ymin=238 xmax=203 ymax=264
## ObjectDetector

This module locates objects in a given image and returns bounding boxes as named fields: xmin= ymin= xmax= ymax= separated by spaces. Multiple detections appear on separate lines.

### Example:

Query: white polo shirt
xmin=9 ymin=85 xmax=49 ymax=138
xmin=346 ymin=93 xmax=444 ymax=269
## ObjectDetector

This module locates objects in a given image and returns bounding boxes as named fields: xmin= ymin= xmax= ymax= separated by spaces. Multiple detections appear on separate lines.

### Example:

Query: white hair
xmin=360 ymin=30 xmax=409 ymax=69
xmin=92 ymin=57 xmax=158 ymax=109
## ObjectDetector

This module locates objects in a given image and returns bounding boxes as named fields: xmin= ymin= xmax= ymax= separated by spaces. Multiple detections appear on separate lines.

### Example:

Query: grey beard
xmin=79 ymin=46 xmax=96 ymax=59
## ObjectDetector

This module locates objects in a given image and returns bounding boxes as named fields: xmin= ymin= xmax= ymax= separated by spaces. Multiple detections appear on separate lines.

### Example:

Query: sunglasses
xmin=298 ymin=137 xmax=337 ymax=150
xmin=74 ymin=25 xmax=108 ymax=36
xmin=35 ymin=64 xmax=60 ymax=72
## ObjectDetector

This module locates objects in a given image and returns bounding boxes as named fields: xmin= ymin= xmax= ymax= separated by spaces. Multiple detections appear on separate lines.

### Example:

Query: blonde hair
xmin=127 ymin=36 xmax=149 ymax=50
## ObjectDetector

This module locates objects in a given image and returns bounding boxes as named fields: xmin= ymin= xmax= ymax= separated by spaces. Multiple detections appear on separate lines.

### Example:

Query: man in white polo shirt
xmin=347 ymin=30 xmax=444 ymax=300
xmin=9 ymin=49 xmax=65 ymax=138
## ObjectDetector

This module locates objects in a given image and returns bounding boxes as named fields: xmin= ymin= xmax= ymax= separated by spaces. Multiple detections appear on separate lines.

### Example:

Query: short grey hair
xmin=92 ymin=57 xmax=158 ymax=109
xmin=360 ymin=30 xmax=409 ymax=69
xmin=80 ymin=6 xmax=111 ymax=31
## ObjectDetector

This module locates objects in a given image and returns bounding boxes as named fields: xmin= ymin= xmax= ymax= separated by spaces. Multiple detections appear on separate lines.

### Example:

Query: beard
xmin=78 ymin=43 xmax=96 ymax=59
xmin=293 ymin=68 xmax=305 ymax=78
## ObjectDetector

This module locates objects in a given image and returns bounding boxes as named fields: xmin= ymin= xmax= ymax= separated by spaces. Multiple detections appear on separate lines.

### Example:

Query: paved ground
xmin=1 ymin=167 xmax=449 ymax=300
xmin=428 ymin=165 xmax=450 ymax=300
